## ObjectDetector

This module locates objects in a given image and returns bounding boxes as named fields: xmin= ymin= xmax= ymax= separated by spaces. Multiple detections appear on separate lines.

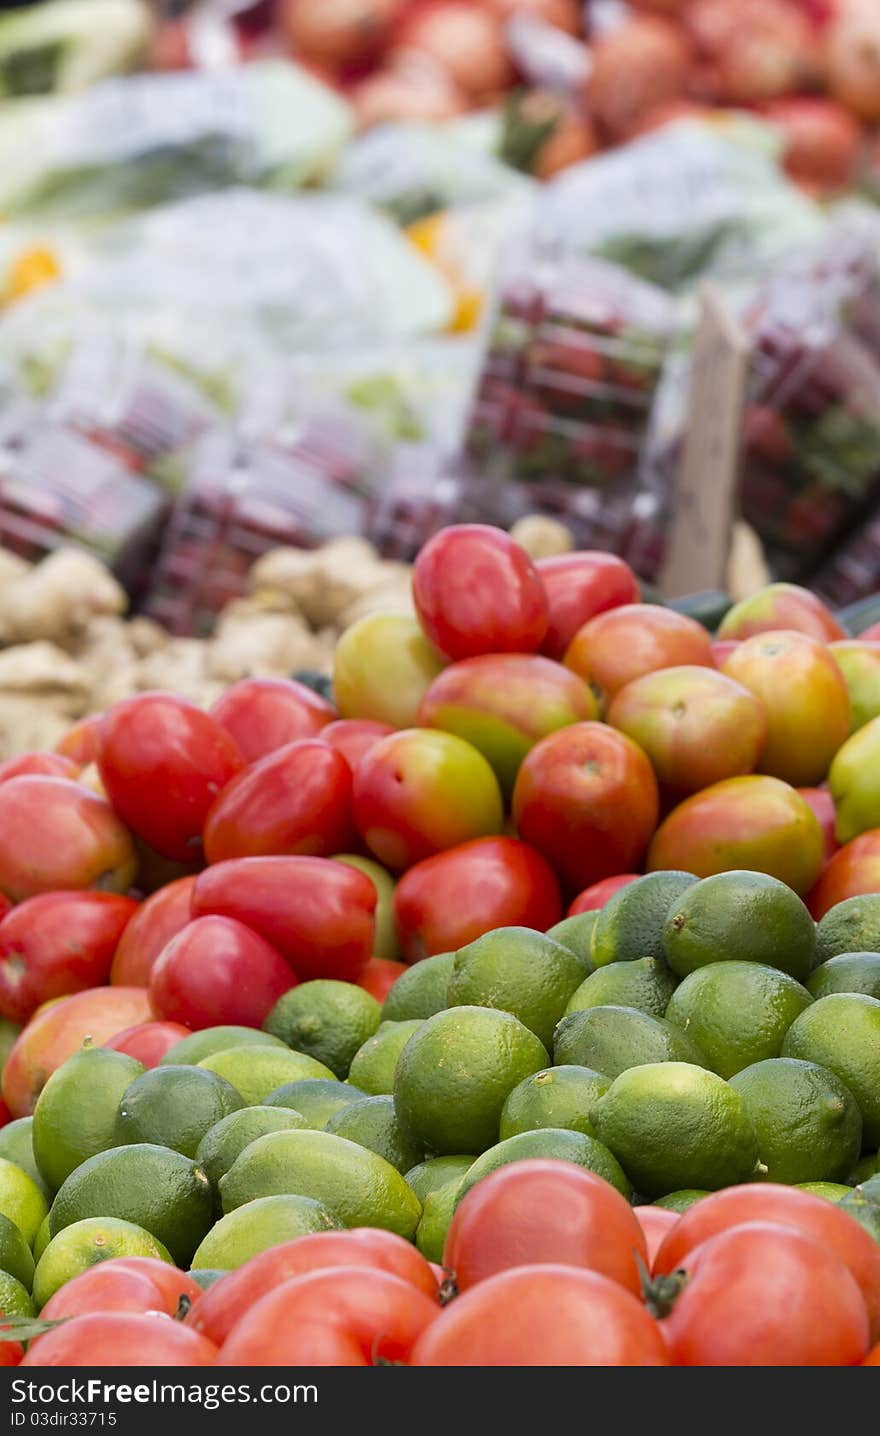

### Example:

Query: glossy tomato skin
xmin=0 ymin=753 xmax=79 ymax=783
xmin=39 ymin=1259 xmax=202 ymax=1322
xmin=203 ymin=741 xmax=355 ymax=865
xmin=537 ymin=552 xmax=640 ymax=660
xmin=634 ymin=1206 xmax=680 ymax=1270
xmin=393 ymin=837 xmax=561 ymax=962
xmin=660 ymin=1222 xmax=869 ymax=1367
xmin=357 ymin=957 xmax=408 ymax=1002
xmin=513 ymin=722 xmax=659 ymax=892
xmin=653 ymin=1182 xmax=880 ymax=1339
xmin=568 ymin=874 xmax=641 ymax=915
xmin=412 ymin=524 xmax=548 ymax=660
xmin=798 ymin=787 xmax=839 ymax=864
xmin=320 ymin=719 xmax=394 ymax=771
xmin=211 ymin=677 xmax=335 ymax=764
xmin=808 ymin=829 xmax=880 ymax=918
xmin=22 ymin=1312 xmax=217 ymax=1367
xmin=444 ymin=1160 xmax=648 ymax=1296
xmin=150 ymin=915 xmax=296 ymax=1031
xmin=0 ymin=891 xmax=139 ymax=1024
xmin=410 ymin=1265 xmax=669 ymax=1366
xmin=564 ymin=605 xmax=714 ymax=703
xmin=109 ymin=875 xmax=197 ymax=987
xmin=55 ymin=716 xmax=101 ymax=766
xmin=104 ymin=1020 xmax=191 ymax=1067
xmin=191 ymin=856 xmax=376 ymax=983
xmin=216 ymin=1268 xmax=438 ymax=1367
xmin=189 ymin=1229 xmax=438 ymax=1348
xmin=0 ymin=778 xmax=137 ymax=903
xmin=98 ymin=693 xmax=245 ymax=863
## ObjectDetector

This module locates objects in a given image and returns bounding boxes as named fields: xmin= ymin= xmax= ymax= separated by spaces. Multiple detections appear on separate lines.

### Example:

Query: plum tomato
xmin=412 ymin=524 xmax=548 ymax=660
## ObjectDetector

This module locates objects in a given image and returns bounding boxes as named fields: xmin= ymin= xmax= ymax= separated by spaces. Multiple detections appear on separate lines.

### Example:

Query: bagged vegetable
xmin=0 ymin=0 xmax=151 ymax=99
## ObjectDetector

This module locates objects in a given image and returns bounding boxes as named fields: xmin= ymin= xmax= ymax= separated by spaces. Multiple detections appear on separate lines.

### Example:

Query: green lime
xmin=190 ymin=1195 xmax=340 ymax=1271
xmin=416 ymin=1181 xmax=458 ymax=1265
xmin=816 ymin=896 xmax=880 ymax=965
xmin=552 ymin=1006 xmax=706 ymax=1079
xmin=32 ymin=1046 xmax=144 ymax=1194
xmin=782 ymin=993 xmax=880 ymax=1146
xmin=394 ymin=1007 xmax=549 ymax=1156
xmin=195 ymin=1107 xmax=307 ymax=1199
xmin=837 ymin=1183 xmax=880 ymax=1242
xmin=0 ymin=1119 xmax=49 ymax=1198
xmin=219 ymin=1129 xmax=421 ymax=1240
xmin=564 ymin=958 xmax=677 ymax=1021
xmin=159 ymin=1026 xmax=288 ymax=1067
xmin=546 ymin=913 xmax=596 ymax=973
xmin=325 ymin=1095 xmax=423 ymax=1174
xmin=0 ymin=1270 xmax=33 ymax=1318
xmin=848 ymin=1151 xmax=880 ymax=1185
xmin=49 ymin=1144 xmax=213 ymax=1268
xmin=348 ymin=1020 xmax=424 ymax=1096
xmin=262 ymin=1079 xmax=366 ymax=1127
xmin=729 ymin=1058 xmax=862 ymax=1184
xmin=666 ymin=962 xmax=813 ymax=1079
xmin=591 ymin=871 xmax=697 ymax=969
xmin=33 ymin=1217 xmax=173 ymax=1309
xmin=0 ymin=1211 xmax=34 ymax=1290
xmin=797 ymin=1182 xmax=852 ymax=1201
xmin=457 ymin=1128 xmax=631 ymax=1204
xmin=808 ymin=952 xmax=880 ymax=999
xmin=332 ymin=853 xmax=399 ymax=960
xmin=0 ymin=1158 xmax=48 ymax=1247
xmin=189 ymin=1270 xmax=225 ymax=1291
xmin=448 ymin=927 xmax=586 ymax=1047
xmin=662 ymin=871 xmax=816 ymax=981
xmin=499 ymin=1066 xmax=609 ymax=1141
xmin=263 ymin=981 xmax=381 ymax=1079
xmin=115 ymin=1065 xmax=244 ymax=1158
xmin=591 ymin=1062 xmax=760 ymax=1198
xmin=654 ymin=1190 xmax=709 ymax=1213
xmin=32 ymin=1216 xmax=50 ymax=1265
xmin=196 ymin=1046 xmax=334 ymax=1105
xmin=382 ymin=954 xmax=454 ymax=1022
xmin=404 ymin=1156 xmax=474 ymax=1206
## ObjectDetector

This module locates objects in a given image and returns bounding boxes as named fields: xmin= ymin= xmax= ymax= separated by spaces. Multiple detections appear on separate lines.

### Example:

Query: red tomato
xmin=865 ymin=1344 xmax=880 ymax=1365
xmin=513 ymin=722 xmax=659 ymax=892
xmin=0 ymin=1332 xmax=22 ymax=1365
xmin=653 ymin=1183 xmax=880 ymax=1339
xmin=634 ymin=1206 xmax=680 ymax=1270
xmin=150 ymin=916 xmax=296 ymax=1030
xmin=0 ymin=1098 xmax=11 ymax=1128
xmin=109 ymin=875 xmax=197 ymax=987
xmin=98 ymin=693 xmax=244 ymax=863
xmin=412 ymin=524 xmax=548 ymax=660
xmin=104 ymin=1020 xmax=191 ymax=1067
xmin=659 ymin=1222 xmax=869 ymax=1366
xmin=0 ymin=778 xmax=136 ymax=903
xmin=320 ymin=719 xmax=395 ymax=771
xmin=393 ymin=836 xmax=561 ymax=961
xmin=210 ymin=677 xmax=336 ymax=764
xmin=411 ymin=1265 xmax=669 ymax=1366
xmin=191 ymin=857 xmax=376 ymax=983
xmin=711 ymin=639 xmax=740 ymax=668
xmin=55 ymin=716 xmax=101 ymax=766
xmin=0 ymin=891 xmax=138 ymax=1023
xmin=188 ymin=1229 xmax=438 ymax=1348
xmin=564 ymin=605 xmax=714 ymax=702
xmin=357 ymin=957 xmax=408 ymax=1002
xmin=39 ymin=1259 xmax=202 ymax=1323
xmin=568 ymin=874 xmax=641 ymax=915
xmin=203 ymin=740 xmax=354 ymax=865
xmin=444 ymin=1160 xmax=648 ymax=1296
xmin=808 ymin=829 xmax=880 ymax=918
xmin=0 ymin=753 xmax=79 ymax=783
xmin=0 ymin=896 xmax=10 ymax=924
xmin=537 ymin=552 xmax=640 ymax=661
xmin=22 ymin=1312 xmax=217 ymax=1367
xmin=798 ymin=786 xmax=839 ymax=864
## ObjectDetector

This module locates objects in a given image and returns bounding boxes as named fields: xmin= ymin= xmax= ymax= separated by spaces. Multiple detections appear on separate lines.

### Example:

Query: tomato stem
xmin=638 ymin=1253 xmax=688 ymax=1319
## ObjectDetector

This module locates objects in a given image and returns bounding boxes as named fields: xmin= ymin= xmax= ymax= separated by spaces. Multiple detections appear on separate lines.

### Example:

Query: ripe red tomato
xmin=22 ymin=1312 xmax=217 ymax=1367
xmin=55 ymin=716 xmax=101 ymax=766
xmin=513 ymin=723 xmax=659 ymax=892
xmin=659 ymin=1222 xmax=869 ymax=1366
xmin=568 ymin=874 xmax=641 ymax=915
xmin=211 ymin=677 xmax=336 ymax=763
xmin=412 ymin=524 xmax=548 ymax=660
xmin=0 ymin=891 xmax=139 ymax=1023
xmin=39 ymin=1258 xmax=202 ymax=1322
xmin=411 ymin=1265 xmax=669 ymax=1366
xmin=217 ymin=1267 xmax=438 ymax=1366
xmin=654 ymin=1183 xmax=880 ymax=1339
xmin=357 ymin=957 xmax=408 ymax=1002
xmin=109 ymin=875 xmax=197 ymax=987
xmin=808 ymin=829 xmax=880 ymax=918
xmin=798 ymin=786 xmax=838 ymax=864
xmin=98 ymin=693 xmax=244 ymax=863
xmin=393 ymin=836 xmax=561 ymax=961
xmin=865 ymin=1344 xmax=880 ymax=1366
xmin=537 ymin=552 xmax=640 ymax=660
xmin=189 ymin=1229 xmax=438 ymax=1348
xmin=564 ymin=605 xmax=714 ymax=701
xmin=191 ymin=857 xmax=376 ymax=983
xmin=0 ymin=778 xmax=136 ymax=902
xmin=203 ymin=741 xmax=355 ymax=865
xmin=0 ymin=753 xmax=79 ymax=783
xmin=104 ymin=1020 xmax=191 ymax=1067
xmin=320 ymin=719 xmax=394 ymax=771
xmin=633 ymin=1206 xmax=680 ymax=1270
xmin=150 ymin=915 xmax=296 ymax=1030
xmin=444 ymin=1160 xmax=648 ymax=1296
xmin=0 ymin=1098 xmax=11 ymax=1128
xmin=0 ymin=1331 xmax=22 ymax=1365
